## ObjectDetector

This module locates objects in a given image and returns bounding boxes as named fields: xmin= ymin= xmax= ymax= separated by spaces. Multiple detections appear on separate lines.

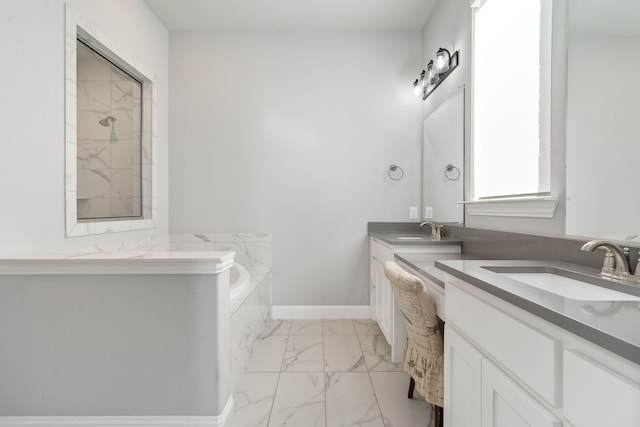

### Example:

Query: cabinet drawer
xmin=446 ymin=284 xmax=561 ymax=406
xmin=370 ymin=239 xmax=394 ymax=263
xmin=564 ymin=350 xmax=640 ymax=427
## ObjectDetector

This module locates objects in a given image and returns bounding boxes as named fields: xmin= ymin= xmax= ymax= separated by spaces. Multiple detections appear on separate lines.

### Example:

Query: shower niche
xmin=65 ymin=5 xmax=157 ymax=236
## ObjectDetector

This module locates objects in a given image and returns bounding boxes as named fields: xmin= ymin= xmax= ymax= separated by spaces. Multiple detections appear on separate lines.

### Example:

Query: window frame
xmin=467 ymin=0 xmax=558 ymax=218
xmin=65 ymin=5 xmax=158 ymax=236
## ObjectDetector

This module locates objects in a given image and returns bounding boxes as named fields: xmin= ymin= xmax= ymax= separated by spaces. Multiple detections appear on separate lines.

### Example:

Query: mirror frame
xmin=65 ymin=5 xmax=157 ymax=237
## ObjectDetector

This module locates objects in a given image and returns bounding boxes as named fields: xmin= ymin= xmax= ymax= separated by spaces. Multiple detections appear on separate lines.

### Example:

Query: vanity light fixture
xmin=434 ymin=48 xmax=451 ymax=73
xmin=413 ymin=79 xmax=421 ymax=96
xmin=413 ymin=47 xmax=459 ymax=100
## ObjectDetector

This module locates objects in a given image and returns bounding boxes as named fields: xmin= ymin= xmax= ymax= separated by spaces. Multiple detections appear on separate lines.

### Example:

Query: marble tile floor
xmin=229 ymin=319 xmax=435 ymax=427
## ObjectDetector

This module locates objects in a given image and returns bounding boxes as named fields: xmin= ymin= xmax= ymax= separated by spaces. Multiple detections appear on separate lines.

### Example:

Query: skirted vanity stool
xmin=383 ymin=261 xmax=444 ymax=427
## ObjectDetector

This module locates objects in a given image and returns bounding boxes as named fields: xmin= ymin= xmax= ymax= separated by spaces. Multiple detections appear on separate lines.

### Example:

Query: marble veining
xmin=359 ymin=334 xmax=403 ymax=372
xmin=325 ymin=372 xmax=384 ymax=427
xmin=281 ymin=335 xmax=324 ymax=372
xmin=290 ymin=319 xmax=324 ymax=336
xmin=269 ymin=373 xmax=326 ymax=427
xmin=233 ymin=373 xmax=279 ymax=427
xmin=324 ymin=335 xmax=367 ymax=372
xmin=76 ymin=40 xmax=141 ymax=219
xmin=229 ymin=319 xmax=434 ymax=427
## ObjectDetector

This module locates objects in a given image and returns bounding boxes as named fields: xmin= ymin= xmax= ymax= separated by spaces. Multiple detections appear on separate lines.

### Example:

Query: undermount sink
xmin=483 ymin=266 xmax=640 ymax=301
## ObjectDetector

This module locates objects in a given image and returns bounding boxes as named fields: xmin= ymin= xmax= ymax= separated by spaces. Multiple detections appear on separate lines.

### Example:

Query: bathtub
xmin=0 ymin=250 xmax=236 ymax=424
xmin=0 ymin=233 xmax=273 ymax=427
xmin=229 ymin=262 xmax=251 ymax=302
xmin=227 ymin=260 xmax=271 ymax=395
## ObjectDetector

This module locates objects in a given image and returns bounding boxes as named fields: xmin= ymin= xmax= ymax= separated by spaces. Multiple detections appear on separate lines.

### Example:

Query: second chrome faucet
xmin=581 ymin=239 xmax=640 ymax=284
xmin=420 ymin=221 xmax=443 ymax=241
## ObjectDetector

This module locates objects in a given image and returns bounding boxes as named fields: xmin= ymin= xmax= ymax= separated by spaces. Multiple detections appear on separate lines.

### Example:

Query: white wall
xmin=421 ymin=0 xmax=567 ymax=237
xmin=169 ymin=32 xmax=422 ymax=305
xmin=0 ymin=0 xmax=169 ymax=256
xmin=565 ymin=35 xmax=640 ymax=239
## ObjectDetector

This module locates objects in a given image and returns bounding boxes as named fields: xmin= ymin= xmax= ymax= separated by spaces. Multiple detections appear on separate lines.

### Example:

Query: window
xmin=472 ymin=0 xmax=552 ymax=200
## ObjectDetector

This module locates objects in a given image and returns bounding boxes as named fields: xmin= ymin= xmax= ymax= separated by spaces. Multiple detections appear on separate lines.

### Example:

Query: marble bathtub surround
xmin=72 ymin=233 xmax=272 ymax=270
xmin=170 ymin=233 xmax=272 ymax=275
xmin=57 ymin=232 xmax=274 ymax=400
xmin=231 ymin=318 xmax=435 ymax=427
xmin=66 ymin=232 xmax=273 ymax=315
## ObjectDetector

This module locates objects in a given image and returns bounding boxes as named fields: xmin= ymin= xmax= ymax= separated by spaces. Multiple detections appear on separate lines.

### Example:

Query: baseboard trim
xmin=272 ymin=305 xmax=372 ymax=319
xmin=0 ymin=397 xmax=234 ymax=427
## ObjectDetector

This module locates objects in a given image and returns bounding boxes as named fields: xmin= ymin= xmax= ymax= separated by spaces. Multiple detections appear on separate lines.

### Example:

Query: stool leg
xmin=408 ymin=377 xmax=415 ymax=398
xmin=434 ymin=405 xmax=443 ymax=427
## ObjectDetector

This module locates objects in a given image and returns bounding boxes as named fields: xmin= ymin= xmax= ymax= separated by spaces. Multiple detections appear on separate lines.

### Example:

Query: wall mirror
xmin=422 ymin=86 xmax=464 ymax=223
xmin=565 ymin=0 xmax=640 ymax=241
xmin=65 ymin=6 xmax=157 ymax=237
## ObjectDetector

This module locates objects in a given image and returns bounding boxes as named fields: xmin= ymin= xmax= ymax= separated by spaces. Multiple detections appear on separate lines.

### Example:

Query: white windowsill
xmin=461 ymin=196 xmax=559 ymax=218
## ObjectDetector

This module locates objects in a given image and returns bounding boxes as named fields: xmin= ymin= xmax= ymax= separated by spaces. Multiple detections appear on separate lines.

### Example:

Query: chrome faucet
xmin=581 ymin=240 xmax=640 ymax=283
xmin=420 ymin=221 xmax=443 ymax=240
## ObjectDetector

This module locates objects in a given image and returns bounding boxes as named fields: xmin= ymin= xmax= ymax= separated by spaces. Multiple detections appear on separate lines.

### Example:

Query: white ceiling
xmin=142 ymin=0 xmax=439 ymax=31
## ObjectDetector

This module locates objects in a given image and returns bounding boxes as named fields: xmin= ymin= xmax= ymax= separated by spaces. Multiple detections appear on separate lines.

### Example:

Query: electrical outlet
xmin=424 ymin=207 xmax=433 ymax=219
xmin=409 ymin=206 xmax=418 ymax=219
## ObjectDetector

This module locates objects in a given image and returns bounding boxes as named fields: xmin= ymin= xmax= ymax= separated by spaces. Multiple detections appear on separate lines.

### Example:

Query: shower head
xmin=99 ymin=116 xmax=116 ymax=127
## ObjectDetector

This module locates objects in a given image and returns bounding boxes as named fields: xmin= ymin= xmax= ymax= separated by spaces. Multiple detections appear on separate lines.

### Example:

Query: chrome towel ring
xmin=388 ymin=164 xmax=404 ymax=181
xmin=445 ymin=164 xmax=460 ymax=181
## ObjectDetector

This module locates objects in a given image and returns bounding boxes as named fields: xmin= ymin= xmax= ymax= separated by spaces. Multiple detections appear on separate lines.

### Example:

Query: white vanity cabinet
xmin=481 ymin=359 xmax=561 ymax=427
xmin=444 ymin=325 xmax=560 ymax=427
xmin=443 ymin=274 xmax=640 ymax=427
xmin=370 ymin=239 xmax=393 ymax=337
xmin=443 ymin=325 xmax=482 ymax=427
xmin=369 ymin=237 xmax=460 ymax=362
xmin=444 ymin=303 xmax=560 ymax=427
xmin=563 ymin=349 xmax=640 ymax=427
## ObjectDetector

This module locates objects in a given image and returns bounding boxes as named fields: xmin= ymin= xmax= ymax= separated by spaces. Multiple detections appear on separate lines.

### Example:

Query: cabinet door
xmin=564 ymin=350 xmax=640 ymax=427
xmin=369 ymin=264 xmax=377 ymax=318
xmin=481 ymin=359 xmax=561 ymax=427
xmin=370 ymin=257 xmax=391 ymax=341
xmin=444 ymin=326 xmax=482 ymax=427
xmin=378 ymin=265 xmax=392 ymax=340
xmin=370 ymin=259 xmax=383 ymax=323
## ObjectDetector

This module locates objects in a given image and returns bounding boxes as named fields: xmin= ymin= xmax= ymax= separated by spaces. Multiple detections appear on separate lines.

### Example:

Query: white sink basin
xmin=396 ymin=236 xmax=428 ymax=240
xmin=495 ymin=270 xmax=640 ymax=301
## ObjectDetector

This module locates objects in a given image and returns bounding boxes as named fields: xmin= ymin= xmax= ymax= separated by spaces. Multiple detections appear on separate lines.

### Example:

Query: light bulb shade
xmin=434 ymin=48 xmax=451 ymax=73
xmin=419 ymin=70 xmax=428 ymax=88
xmin=413 ymin=79 xmax=421 ymax=96
xmin=427 ymin=60 xmax=439 ymax=85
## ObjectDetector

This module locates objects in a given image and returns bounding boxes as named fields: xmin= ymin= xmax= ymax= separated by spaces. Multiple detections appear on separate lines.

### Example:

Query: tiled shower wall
xmin=76 ymin=42 xmax=141 ymax=219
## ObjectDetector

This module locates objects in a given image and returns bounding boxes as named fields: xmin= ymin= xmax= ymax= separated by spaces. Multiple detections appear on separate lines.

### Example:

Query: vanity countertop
xmin=395 ymin=252 xmax=476 ymax=288
xmin=369 ymin=231 xmax=463 ymax=246
xmin=436 ymin=259 xmax=640 ymax=365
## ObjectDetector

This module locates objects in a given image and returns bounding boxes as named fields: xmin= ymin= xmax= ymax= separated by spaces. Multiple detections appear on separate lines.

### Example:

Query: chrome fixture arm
xmin=419 ymin=221 xmax=443 ymax=241
xmin=580 ymin=240 xmax=640 ymax=283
